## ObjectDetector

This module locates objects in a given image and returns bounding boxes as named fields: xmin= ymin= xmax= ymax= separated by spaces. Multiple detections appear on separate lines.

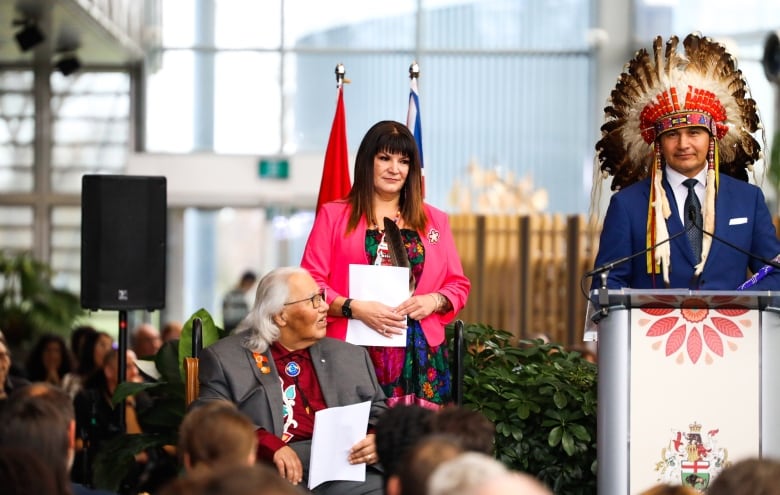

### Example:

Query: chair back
xmin=184 ymin=317 xmax=203 ymax=406
xmin=184 ymin=357 xmax=199 ymax=406
xmin=452 ymin=319 xmax=465 ymax=405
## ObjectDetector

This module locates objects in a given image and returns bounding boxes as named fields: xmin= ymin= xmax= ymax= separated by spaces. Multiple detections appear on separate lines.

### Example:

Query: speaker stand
xmin=116 ymin=310 xmax=128 ymax=432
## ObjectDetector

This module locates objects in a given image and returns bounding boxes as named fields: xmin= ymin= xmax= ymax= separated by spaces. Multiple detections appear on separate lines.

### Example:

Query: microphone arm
xmin=585 ymin=226 xmax=692 ymax=278
xmin=586 ymin=222 xmax=694 ymax=321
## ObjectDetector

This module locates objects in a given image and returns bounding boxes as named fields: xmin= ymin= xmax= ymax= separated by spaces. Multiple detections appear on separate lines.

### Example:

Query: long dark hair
xmin=75 ymin=329 xmax=112 ymax=376
xmin=347 ymin=120 xmax=427 ymax=233
xmin=25 ymin=334 xmax=72 ymax=383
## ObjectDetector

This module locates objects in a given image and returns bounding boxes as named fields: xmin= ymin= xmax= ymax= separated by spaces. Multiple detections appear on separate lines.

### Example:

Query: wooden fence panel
xmin=450 ymin=214 xmax=480 ymax=326
xmin=450 ymin=213 xmax=598 ymax=347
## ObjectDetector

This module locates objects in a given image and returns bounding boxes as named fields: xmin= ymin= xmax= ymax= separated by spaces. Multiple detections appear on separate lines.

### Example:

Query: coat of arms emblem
xmin=655 ymin=421 xmax=729 ymax=491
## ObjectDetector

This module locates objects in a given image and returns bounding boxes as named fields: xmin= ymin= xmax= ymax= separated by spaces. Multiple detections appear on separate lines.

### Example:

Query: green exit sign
xmin=258 ymin=158 xmax=289 ymax=179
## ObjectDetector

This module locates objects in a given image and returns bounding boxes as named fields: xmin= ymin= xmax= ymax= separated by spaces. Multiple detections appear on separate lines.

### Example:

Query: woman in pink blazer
xmin=301 ymin=120 xmax=470 ymax=408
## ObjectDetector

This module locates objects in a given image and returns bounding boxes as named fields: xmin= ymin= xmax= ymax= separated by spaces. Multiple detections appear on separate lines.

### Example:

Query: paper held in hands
xmin=346 ymin=264 xmax=409 ymax=347
xmin=308 ymin=400 xmax=372 ymax=490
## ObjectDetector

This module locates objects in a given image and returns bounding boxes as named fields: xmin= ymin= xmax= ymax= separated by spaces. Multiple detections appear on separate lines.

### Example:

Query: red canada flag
xmin=316 ymin=85 xmax=351 ymax=214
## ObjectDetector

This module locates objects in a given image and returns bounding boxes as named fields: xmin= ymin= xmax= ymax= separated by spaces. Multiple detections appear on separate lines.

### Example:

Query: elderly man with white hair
xmin=195 ymin=266 xmax=387 ymax=495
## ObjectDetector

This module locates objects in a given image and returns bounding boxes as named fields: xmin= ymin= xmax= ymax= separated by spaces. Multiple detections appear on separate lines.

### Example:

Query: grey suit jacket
xmin=195 ymin=334 xmax=388 ymax=437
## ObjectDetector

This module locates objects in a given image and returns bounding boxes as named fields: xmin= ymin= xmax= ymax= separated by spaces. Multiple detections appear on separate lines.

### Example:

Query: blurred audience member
xmin=73 ymin=349 xmax=147 ymax=489
xmin=431 ymin=405 xmax=495 ymax=455
xmin=390 ymin=434 xmax=464 ymax=495
xmin=707 ymin=457 xmax=780 ymax=495
xmin=0 ymin=382 xmax=116 ymax=494
xmin=375 ymin=403 xmax=436 ymax=483
xmin=222 ymin=270 xmax=257 ymax=333
xmin=62 ymin=330 xmax=114 ymax=399
xmin=70 ymin=325 xmax=98 ymax=365
xmin=474 ymin=471 xmax=552 ymax=495
xmin=159 ymin=464 xmax=303 ymax=495
xmin=0 ymin=446 xmax=61 ymax=495
xmin=161 ymin=321 xmax=183 ymax=342
xmin=428 ymin=452 xmax=552 ymax=495
xmin=25 ymin=333 xmax=73 ymax=387
xmin=376 ymin=404 xmax=496 ymax=495
xmin=132 ymin=323 xmax=162 ymax=359
xmin=178 ymin=400 xmax=257 ymax=477
xmin=639 ymin=484 xmax=699 ymax=495
xmin=0 ymin=334 xmax=29 ymax=402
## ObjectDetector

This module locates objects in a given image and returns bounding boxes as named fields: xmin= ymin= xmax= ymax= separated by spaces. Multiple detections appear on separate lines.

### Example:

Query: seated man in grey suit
xmin=195 ymin=266 xmax=387 ymax=494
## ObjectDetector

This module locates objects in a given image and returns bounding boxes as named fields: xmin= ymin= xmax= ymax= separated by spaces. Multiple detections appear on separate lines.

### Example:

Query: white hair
xmin=235 ymin=266 xmax=308 ymax=353
xmin=428 ymin=452 xmax=508 ymax=495
xmin=475 ymin=472 xmax=553 ymax=495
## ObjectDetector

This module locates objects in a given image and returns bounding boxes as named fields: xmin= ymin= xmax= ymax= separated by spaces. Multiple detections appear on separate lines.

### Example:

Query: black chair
xmin=451 ymin=319 xmax=465 ymax=406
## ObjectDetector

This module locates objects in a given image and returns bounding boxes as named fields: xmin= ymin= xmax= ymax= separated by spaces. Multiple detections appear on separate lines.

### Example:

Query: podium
xmin=590 ymin=289 xmax=780 ymax=494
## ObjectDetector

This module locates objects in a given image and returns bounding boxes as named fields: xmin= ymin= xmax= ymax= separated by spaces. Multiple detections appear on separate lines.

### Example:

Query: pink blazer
xmin=300 ymin=201 xmax=470 ymax=347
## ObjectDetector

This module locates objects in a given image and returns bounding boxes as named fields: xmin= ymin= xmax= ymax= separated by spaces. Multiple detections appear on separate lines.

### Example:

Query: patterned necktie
xmin=683 ymin=178 xmax=702 ymax=260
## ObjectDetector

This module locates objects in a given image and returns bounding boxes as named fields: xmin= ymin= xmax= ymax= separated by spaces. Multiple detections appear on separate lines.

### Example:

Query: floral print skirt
xmin=366 ymin=319 xmax=451 ymax=408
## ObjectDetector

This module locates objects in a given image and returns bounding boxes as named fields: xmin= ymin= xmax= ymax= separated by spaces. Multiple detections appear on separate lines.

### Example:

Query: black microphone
xmin=585 ymin=224 xmax=693 ymax=278
xmin=686 ymin=207 xmax=780 ymax=271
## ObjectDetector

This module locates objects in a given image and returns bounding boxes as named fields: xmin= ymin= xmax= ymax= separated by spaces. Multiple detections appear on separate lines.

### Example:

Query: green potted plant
xmin=0 ymin=250 xmax=84 ymax=349
xmin=450 ymin=322 xmax=597 ymax=495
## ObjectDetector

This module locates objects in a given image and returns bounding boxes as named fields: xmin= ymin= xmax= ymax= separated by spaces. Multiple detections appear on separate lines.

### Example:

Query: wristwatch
xmin=341 ymin=298 xmax=353 ymax=319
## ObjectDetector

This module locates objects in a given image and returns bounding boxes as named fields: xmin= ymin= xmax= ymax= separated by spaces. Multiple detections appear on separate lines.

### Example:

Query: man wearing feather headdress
xmin=591 ymin=33 xmax=780 ymax=290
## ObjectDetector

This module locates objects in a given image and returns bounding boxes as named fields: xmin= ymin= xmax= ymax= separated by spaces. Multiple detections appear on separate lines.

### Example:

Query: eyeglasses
xmin=283 ymin=289 xmax=327 ymax=309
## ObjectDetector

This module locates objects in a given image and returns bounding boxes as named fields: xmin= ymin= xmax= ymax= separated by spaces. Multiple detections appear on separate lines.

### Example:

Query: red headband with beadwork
xmin=639 ymin=86 xmax=729 ymax=144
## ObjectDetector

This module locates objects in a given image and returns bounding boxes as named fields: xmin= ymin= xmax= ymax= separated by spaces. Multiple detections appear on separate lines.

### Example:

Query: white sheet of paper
xmin=346 ymin=264 xmax=409 ymax=347
xmin=308 ymin=400 xmax=372 ymax=490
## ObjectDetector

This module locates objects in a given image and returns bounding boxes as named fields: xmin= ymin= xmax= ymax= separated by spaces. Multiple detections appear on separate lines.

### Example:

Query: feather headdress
xmin=594 ymin=33 xmax=764 ymax=283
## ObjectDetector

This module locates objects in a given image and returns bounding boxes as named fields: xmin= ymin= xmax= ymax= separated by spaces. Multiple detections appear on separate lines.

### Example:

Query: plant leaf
xmin=92 ymin=433 xmax=164 ymax=491
xmin=112 ymin=381 xmax=163 ymax=406
xmin=156 ymin=339 xmax=182 ymax=385
xmin=569 ymin=424 xmax=591 ymax=442
xmin=561 ymin=430 xmax=575 ymax=456
xmin=178 ymin=308 xmax=222 ymax=381
xmin=447 ymin=320 xmax=598 ymax=494
xmin=548 ymin=426 xmax=562 ymax=446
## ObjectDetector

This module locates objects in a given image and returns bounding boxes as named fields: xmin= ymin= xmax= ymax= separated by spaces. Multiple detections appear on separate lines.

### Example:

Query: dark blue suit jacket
xmin=592 ymin=172 xmax=780 ymax=290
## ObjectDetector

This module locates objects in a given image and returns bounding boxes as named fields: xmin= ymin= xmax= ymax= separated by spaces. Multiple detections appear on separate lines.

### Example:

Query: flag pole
xmin=407 ymin=61 xmax=425 ymax=197
xmin=316 ymin=64 xmax=352 ymax=214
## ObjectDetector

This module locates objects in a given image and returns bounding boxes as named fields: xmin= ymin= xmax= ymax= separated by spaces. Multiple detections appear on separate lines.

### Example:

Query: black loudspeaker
xmin=763 ymin=31 xmax=780 ymax=83
xmin=81 ymin=175 xmax=167 ymax=311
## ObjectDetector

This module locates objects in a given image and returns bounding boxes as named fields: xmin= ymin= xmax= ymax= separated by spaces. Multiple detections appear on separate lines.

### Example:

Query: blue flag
xmin=406 ymin=77 xmax=425 ymax=197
